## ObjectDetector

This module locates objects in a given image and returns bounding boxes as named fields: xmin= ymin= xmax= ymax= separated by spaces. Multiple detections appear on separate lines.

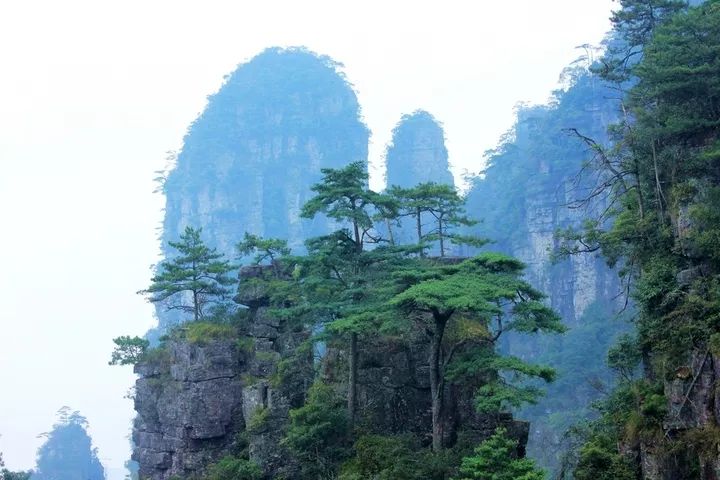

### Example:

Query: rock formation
xmin=384 ymin=110 xmax=454 ymax=189
xmin=133 ymin=266 xmax=529 ymax=479
xmin=133 ymin=264 xmax=313 ymax=480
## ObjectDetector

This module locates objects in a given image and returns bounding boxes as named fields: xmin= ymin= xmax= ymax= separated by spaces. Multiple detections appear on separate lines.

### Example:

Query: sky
xmin=0 ymin=1 xmax=614 ymax=477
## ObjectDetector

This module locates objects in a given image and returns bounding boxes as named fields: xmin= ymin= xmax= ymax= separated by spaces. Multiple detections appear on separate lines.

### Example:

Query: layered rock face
xmin=133 ymin=266 xmax=530 ymax=479
xmin=132 ymin=340 xmax=246 ymax=479
xmin=155 ymin=47 xmax=368 ymax=331
xmin=384 ymin=110 xmax=454 ymax=189
xmin=133 ymin=265 xmax=313 ymax=480
xmin=355 ymin=337 xmax=529 ymax=450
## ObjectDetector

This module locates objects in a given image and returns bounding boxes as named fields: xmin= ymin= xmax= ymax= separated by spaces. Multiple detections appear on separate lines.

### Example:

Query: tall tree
xmin=391 ymin=254 xmax=564 ymax=451
xmin=390 ymin=182 xmax=483 ymax=256
xmin=300 ymin=161 xmax=397 ymax=424
xmin=139 ymin=226 xmax=236 ymax=322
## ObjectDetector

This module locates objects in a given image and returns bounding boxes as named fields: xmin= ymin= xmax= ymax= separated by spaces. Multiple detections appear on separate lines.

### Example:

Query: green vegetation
xmin=109 ymin=335 xmax=149 ymax=366
xmin=456 ymin=428 xmax=546 ymax=480
xmin=282 ymin=382 xmax=350 ymax=479
xmin=182 ymin=322 xmax=236 ymax=345
xmin=391 ymin=254 xmax=563 ymax=450
xmin=0 ymin=441 xmax=31 ymax=480
xmin=549 ymin=0 xmax=720 ymax=477
xmin=139 ymin=226 xmax=237 ymax=322
xmin=118 ymin=157 xmax=565 ymax=478
xmin=236 ymin=233 xmax=291 ymax=265
xmin=203 ymin=456 xmax=262 ymax=480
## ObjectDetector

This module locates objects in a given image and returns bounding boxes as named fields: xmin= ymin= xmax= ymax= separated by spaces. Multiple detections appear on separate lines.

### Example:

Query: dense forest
xmin=106 ymin=0 xmax=720 ymax=479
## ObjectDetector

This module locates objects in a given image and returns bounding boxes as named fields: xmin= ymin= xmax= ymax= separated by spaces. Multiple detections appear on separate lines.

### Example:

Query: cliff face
xmin=133 ymin=265 xmax=313 ymax=480
xmin=133 ymin=340 xmax=246 ymax=479
xmin=384 ymin=110 xmax=454 ymax=189
xmin=465 ymin=70 xmax=627 ymax=471
xmin=155 ymin=47 xmax=368 ymax=331
xmin=133 ymin=266 xmax=529 ymax=479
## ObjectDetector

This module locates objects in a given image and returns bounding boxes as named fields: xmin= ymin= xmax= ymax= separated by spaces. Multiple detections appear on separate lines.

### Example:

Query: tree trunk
xmin=348 ymin=332 xmax=358 ymax=425
xmin=416 ymin=207 xmax=424 ymax=257
xmin=438 ymin=219 xmax=445 ymax=257
xmin=385 ymin=217 xmax=395 ymax=246
xmin=429 ymin=316 xmax=447 ymax=451
xmin=193 ymin=290 xmax=199 ymax=321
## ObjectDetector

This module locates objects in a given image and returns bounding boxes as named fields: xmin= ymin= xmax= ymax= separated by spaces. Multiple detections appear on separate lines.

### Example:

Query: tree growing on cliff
xmin=139 ymin=226 xmax=237 ymax=322
xmin=301 ymin=161 xmax=398 ymax=424
xmin=108 ymin=335 xmax=150 ymax=366
xmin=283 ymin=381 xmax=350 ymax=479
xmin=391 ymin=253 xmax=564 ymax=451
xmin=236 ymin=233 xmax=291 ymax=266
xmin=390 ymin=182 xmax=484 ymax=256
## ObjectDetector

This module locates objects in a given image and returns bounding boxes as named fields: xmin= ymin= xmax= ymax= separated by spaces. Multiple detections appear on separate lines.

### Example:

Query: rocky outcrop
xmin=154 ymin=47 xmax=369 ymax=332
xmin=132 ymin=340 xmax=246 ymax=479
xmin=355 ymin=336 xmax=529 ymax=450
xmin=133 ymin=265 xmax=313 ymax=480
xmin=134 ymin=264 xmax=531 ymax=479
xmin=384 ymin=110 xmax=455 ymax=250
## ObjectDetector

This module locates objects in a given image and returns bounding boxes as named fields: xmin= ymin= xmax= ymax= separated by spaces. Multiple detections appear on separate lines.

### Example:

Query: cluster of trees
xmin=115 ymin=161 xmax=564 ymax=478
xmin=554 ymin=0 xmax=720 ymax=477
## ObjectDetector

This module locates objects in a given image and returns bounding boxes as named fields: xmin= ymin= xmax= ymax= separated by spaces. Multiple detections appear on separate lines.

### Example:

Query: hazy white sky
xmin=0 ymin=1 xmax=614 ymax=477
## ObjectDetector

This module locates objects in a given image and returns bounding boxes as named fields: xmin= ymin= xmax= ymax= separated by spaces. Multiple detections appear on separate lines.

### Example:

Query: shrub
xmin=204 ymin=456 xmax=262 ymax=480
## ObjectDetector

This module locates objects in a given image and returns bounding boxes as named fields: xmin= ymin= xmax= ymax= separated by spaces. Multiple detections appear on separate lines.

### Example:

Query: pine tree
xmin=300 ymin=162 xmax=398 ymax=424
xmin=139 ymin=226 xmax=236 ymax=322
xmin=391 ymin=254 xmax=564 ymax=451
xmin=457 ymin=428 xmax=546 ymax=480
xmin=390 ymin=182 xmax=484 ymax=256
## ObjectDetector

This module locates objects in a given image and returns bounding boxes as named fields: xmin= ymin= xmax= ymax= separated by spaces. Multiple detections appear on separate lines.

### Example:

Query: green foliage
xmin=389 ymin=182 xmax=484 ymax=256
xmin=236 ymin=336 xmax=255 ymax=352
xmin=181 ymin=322 xmax=236 ymax=345
xmin=339 ymin=435 xmax=458 ymax=480
xmin=607 ymin=333 xmax=641 ymax=380
xmin=283 ymin=382 xmax=350 ymax=479
xmin=573 ymin=436 xmax=635 ymax=480
xmin=301 ymin=161 xmax=394 ymax=250
xmin=203 ymin=456 xmax=262 ymax=480
xmin=236 ymin=233 xmax=290 ymax=265
xmin=109 ymin=335 xmax=149 ymax=366
xmin=390 ymin=253 xmax=563 ymax=449
xmin=139 ymin=226 xmax=237 ymax=322
xmin=1 ymin=470 xmax=32 ymax=480
xmin=0 ymin=446 xmax=31 ymax=480
xmin=456 ymin=428 xmax=546 ymax=480
xmin=246 ymin=407 xmax=270 ymax=434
